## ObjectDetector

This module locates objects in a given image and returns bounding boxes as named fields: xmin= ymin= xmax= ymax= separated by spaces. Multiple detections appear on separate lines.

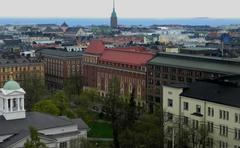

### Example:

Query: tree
xmin=64 ymin=75 xmax=84 ymax=97
xmin=124 ymin=87 xmax=138 ymax=128
xmin=22 ymin=73 xmax=48 ymax=111
xmin=24 ymin=127 xmax=47 ymax=148
xmin=119 ymin=114 xmax=162 ymax=148
xmin=32 ymin=99 xmax=60 ymax=116
xmin=104 ymin=76 xmax=124 ymax=148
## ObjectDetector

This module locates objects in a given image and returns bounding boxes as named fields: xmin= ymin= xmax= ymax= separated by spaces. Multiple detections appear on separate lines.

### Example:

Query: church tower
xmin=110 ymin=0 xmax=118 ymax=28
xmin=0 ymin=77 xmax=26 ymax=120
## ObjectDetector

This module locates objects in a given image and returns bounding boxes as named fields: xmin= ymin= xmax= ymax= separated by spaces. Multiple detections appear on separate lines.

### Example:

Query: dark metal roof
xmin=148 ymin=52 xmax=240 ymax=75
xmin=39 ymin=49 xmax=83 ymax=57
xmin=0 ymin=112 xmax=86 ymax=136
xmin=0 ymin=112 xmax=88 ymax=147
xmin=180 ymin=79 xmax=240 ymax=108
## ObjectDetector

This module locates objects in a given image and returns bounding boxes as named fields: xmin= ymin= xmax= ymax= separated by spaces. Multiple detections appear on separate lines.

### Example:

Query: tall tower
xmin=110 ymin=0 xmax=118 ymax=28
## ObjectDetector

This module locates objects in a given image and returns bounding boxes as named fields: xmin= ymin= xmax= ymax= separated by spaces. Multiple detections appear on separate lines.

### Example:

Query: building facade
xmin=163 ymin=76 xmax=240 ymax=148
xmin=0 ymin=52 xmax=44 ymax=87
xmin=147 ymin=52 xmax=240 ymax=112
xmin=83 ymin=40 xmax=154 ymax=107
xmin=38 ymin=49 xmax=83 ymax=89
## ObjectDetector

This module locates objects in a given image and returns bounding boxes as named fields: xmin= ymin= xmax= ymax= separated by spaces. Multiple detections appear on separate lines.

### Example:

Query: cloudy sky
xmin=0 ymin=0 xmax=239 ymax=18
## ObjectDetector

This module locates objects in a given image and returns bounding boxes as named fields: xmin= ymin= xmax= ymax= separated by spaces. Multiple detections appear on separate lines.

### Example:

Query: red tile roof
xmin=85 ymin=40 xmax=105 ymax=54
xmin=86 ymin=39 xmax=154 ymax=66
xmin=100 ymin=48 xmax=154 ymax=66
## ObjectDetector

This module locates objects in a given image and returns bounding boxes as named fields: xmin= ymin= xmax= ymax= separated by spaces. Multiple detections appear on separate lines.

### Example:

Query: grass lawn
xmin=88 ymin=121 xmax=113 ymax=138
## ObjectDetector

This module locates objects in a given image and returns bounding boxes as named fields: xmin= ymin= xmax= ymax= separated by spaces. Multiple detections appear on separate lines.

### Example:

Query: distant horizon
xmin=1 ymin=18 xmax=240 ymax=27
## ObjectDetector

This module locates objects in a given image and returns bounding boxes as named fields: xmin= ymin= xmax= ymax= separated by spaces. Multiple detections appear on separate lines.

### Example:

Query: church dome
xmin=3 ymin=80 xmax=21 ymax=90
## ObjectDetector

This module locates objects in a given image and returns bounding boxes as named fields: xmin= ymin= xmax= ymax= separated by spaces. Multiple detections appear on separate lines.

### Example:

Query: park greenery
xmin=28 ymin=74 xmax=210 ymax=148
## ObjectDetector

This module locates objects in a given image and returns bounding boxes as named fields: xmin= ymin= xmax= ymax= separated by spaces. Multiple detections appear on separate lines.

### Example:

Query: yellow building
xmin=163 ymin=76 xmax=240 ymax=148
xmin=0 ymin=53 xmax=44 ymax=86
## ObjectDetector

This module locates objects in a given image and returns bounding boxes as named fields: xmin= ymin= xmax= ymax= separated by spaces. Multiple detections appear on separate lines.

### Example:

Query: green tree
xmin=104 ymin=76 xmax=124 ymax=148
xmin=32 ymin=99 xmax=60 ymax=116
xmin=22 ymin=73 xmax=48 ymax=111
xmin=24 ymin=127 xmax=47 ymax=148
xmin=64 ymin=75 xmax=84 ymax=97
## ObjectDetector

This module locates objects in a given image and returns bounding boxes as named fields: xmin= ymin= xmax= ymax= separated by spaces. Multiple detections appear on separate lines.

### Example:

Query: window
xmin=219 ymin=141 xmax=228 ymax=148
xmin=219 ymin=110 xmax=229 ymax=120
xmin=235 ymin=113 xmax=240 ymax=123
xmin=207 ymin=138 xmax=213 ymax=148
xmin=220 ymin=125 xmax=228 ymax=137
xmin=183 ymin=116 xmax=188 ymax=125
xmin=208 ymin=107 xmax=214 ymax=117
xmin=207 ymin=122 xmax=214 ymax=133
xmin=60 ymin=142 xmax=67 ymax=148
xmin=183 ymin=102 xmax=188 ymax=111
xmin=235 ymin=129 xmax=240 ymax=140
xmin=196 ymin=105 xmax=201 ymax=114
xmin=168 ymin=99 xmax=173 ymax=107
xmin=167 ymin=113 xmax=173 ymax=121
xmin=192 ymin=120 xmax=199 ymax=129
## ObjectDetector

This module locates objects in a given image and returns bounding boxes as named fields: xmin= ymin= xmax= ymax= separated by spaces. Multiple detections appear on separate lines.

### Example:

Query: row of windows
xmin=167 ymin=114 xmax=240 ymax=140
xmin=0 ymin=66 xmax=40 ymax=72
xmin=168 ymin=99 xmax=240 ymax=123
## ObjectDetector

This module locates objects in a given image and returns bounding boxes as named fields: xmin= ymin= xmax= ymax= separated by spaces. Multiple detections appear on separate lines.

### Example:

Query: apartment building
xmin=38 ymin=49 xmax=83 ymax=89
xmin=0 ymin=52 xmax=44 ymax=86
xmin=163 ymin=76 xmax=240 ymax=148
xmin=147 ymin=52 xmax=240 ymax=112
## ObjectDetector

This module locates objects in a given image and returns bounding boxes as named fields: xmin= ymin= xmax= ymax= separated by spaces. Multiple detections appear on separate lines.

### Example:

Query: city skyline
xmin=0 ymin=0 xmax=239 ymax=18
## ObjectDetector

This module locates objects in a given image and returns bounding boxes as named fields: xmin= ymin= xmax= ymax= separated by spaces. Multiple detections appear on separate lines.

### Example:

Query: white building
xmin=0 ymin=78 xmax=89 ymax=148
xmin=163 ymin=76 xmax=240 ymax=148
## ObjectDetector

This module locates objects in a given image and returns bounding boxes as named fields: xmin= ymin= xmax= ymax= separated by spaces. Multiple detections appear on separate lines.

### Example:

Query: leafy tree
xmin=104 ymin=76 xmax=124 ymax=148
xmin=124 ymin=87 xmax=138 ymax=128
xmin=32 ymin=99 xmax=60 ymax=116
xmin=64 ymin=75 xmax=84 ymax=97
xmin=22 ymin=73 xmax=48 ymax=111
xmin=119 ymin=114 xmax=162 ymax=148
xmin=24 ymin=127 xmax=47 ymax=148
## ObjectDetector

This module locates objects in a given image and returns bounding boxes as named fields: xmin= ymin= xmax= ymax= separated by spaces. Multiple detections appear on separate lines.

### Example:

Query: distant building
xmin=60 ymin=21 xmax=69 ymax=32
xmin=0 ymin=52 xmax=44 ymax=86
xmin=163 ymin=76 xmax=240 ymax=148
xmin=110 ymin=0 xmax=118 ymax=28
xmin=0 ymin=78 xmax=88 ymax=148
xmin=38 ymin=49 xmax=83 ymax=89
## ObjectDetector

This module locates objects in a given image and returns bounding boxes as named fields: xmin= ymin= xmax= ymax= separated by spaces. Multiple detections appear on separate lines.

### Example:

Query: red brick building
xmin=83 ymin=40 xmax=154 ymax=107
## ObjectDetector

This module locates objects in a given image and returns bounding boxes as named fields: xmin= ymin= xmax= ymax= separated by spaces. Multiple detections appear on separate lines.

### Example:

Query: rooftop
xmin=0 ymin=112 xmax=88 ymax=136
xmin=149 ymin=52 xmax=240 ymax=75
xmin=0 ymin=52 xmax=41 ymax=67
xmin=39 ymin=48 xmax=83 ymax=57
xmin=180 ymin=76 xmax=240 ymax=108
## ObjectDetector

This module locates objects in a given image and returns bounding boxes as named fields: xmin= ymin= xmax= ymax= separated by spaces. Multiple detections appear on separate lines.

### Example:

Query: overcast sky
xmin=0 ymin=0 xmax=239 ymax=18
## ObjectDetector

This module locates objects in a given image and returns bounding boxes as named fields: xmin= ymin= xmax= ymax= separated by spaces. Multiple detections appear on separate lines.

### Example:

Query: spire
xmin=113 ymin=0 xmax=115 ymax=10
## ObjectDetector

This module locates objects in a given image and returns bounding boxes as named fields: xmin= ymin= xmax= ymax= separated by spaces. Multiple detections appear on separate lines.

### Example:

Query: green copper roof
xmin=3 ymin=80 xmax=21 ymax=90
xmin=111 ymin=9 xmax=117 ymax=17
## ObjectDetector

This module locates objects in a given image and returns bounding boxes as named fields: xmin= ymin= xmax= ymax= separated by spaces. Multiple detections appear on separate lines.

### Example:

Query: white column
xmin=17 ymin=98 xmax=20 ymax=111
xmin=10 ymin=99 xmax=13 ymax=112
xmin=6 ymin=99 xmax=8 ymax=112
xmin=22 ymin=98 xmax=24 ymax=110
